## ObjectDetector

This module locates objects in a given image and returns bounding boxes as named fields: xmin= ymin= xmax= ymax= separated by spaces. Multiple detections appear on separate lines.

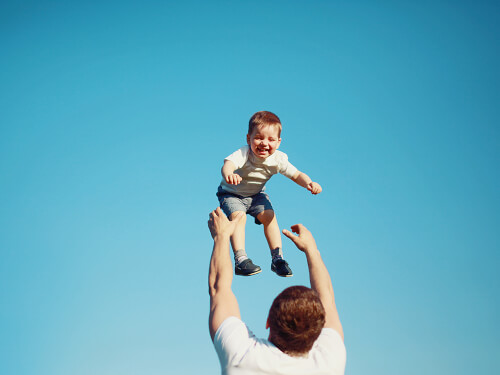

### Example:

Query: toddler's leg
xmin=256 ymin=210 xmax=293 ymax=277
xmin=256 ymin=210 xmax=282 ymax=251
xmin=229 ymin=210 xmax=246 ymax=256
xmin=230 ymin=211 xmax=261 ymax=276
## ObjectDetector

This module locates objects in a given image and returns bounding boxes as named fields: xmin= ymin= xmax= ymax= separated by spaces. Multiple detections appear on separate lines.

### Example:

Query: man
xmin=208 ymin=207 xmax=346 ymax=375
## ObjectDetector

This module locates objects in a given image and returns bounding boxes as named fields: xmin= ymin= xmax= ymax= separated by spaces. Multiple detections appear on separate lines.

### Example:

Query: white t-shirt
xmin=220 ymin=146 xmax=298 ymax=197
xmin=213 ymin=317 xmax=346 ymax=375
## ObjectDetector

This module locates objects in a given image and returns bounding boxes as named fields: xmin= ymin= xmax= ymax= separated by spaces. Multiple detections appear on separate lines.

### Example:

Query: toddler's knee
xmin=230 ymin=211 xmax=246 ymax=222
xmin=258 ymin=210 xmax=275 ymax=225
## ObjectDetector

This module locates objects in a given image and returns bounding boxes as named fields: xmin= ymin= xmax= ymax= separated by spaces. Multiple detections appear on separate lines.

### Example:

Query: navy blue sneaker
xmin=235 ymin=259 xmax=262 ymax=276
xmin=271 ymin=259 xmax=293 ymax=277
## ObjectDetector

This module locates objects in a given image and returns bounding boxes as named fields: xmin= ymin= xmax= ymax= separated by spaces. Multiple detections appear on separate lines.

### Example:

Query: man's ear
xmin=246 ymin=133 xmax=250 ymax=145
xmin=266 ymin=317 xmax=270 ymax=329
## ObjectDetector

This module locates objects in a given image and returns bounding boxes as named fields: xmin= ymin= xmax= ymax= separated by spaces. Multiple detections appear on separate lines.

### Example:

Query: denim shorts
xmin=216 ymin=186 xmax=273 ymax=225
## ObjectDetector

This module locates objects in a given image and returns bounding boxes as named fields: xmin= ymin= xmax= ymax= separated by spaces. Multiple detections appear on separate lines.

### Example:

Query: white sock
xmin=234 ymin=249 xmax=248 ymax=264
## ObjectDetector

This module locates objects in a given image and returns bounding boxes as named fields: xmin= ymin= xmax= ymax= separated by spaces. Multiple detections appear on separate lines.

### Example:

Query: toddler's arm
xmin=221 ymin=160 xmax=242 ymax=185
xmin=291 ymin=171 xmax=322 ymax=195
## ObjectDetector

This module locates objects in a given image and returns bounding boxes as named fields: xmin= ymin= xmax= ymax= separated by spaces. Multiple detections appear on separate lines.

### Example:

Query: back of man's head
xmin=268 ymin=286 xmax=326 ymax=356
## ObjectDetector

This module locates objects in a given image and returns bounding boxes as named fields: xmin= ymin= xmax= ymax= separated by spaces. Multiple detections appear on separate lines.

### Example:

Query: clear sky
xmin=1 ymin=1 xmax=499 ymax=374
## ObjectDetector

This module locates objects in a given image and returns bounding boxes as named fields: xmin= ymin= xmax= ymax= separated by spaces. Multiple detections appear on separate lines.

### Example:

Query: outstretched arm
xmin=283 ymin=225 xmax=344 ymax=340
xmin=291 ymin=171 xmax=322 ymax=195
xmin=208 ymin=208 xmax=244 ymax=340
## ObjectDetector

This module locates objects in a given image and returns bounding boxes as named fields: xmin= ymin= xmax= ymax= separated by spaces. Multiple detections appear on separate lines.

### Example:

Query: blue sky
xmin=1 ymin=1 xmax=499 ymax=374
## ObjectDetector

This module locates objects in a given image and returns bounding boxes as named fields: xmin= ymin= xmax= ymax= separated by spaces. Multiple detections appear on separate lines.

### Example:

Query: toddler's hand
xmin=307 ymin=182 xmax=322 ymax=195
xmin=226 ymin=173 xmax=242 ymax=185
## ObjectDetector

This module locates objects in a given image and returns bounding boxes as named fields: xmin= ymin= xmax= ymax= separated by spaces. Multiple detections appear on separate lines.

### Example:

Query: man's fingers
xmin=282 ymin=229 xmax=297 ymax=241
xmin=209 ymin=207 xmax=226 ymax=221
xmin=290 ymin=224 xmax=303 ymax=234
xmin=283 ymin=228 xmax=301 ymax=245
xmin=283 ymin=228 xmax=307 ymax=252
xmin=215 ymin=207 xmax=224 ymax=217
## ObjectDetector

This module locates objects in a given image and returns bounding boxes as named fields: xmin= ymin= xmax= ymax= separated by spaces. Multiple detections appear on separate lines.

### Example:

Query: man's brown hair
xmin=268 ymin=286 xmax=326 ymax=356
xmin=248 ymin=111 xmax=282 ymax=137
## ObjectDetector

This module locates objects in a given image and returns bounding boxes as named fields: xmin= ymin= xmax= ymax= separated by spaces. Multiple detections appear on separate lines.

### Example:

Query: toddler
xmin=217 ymin=111 xmax=322 ymax=277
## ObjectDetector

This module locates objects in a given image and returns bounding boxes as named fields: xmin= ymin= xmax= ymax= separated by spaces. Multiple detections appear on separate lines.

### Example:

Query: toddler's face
xmin=247 ymin=125 xmax=281 ymax=160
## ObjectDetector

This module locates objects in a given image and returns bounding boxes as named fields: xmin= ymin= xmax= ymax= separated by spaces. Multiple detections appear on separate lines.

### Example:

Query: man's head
xmin=267 ymin=286 xmax=326 ymax=356
xmin=247 ymin=111 xmax=282 ymax=160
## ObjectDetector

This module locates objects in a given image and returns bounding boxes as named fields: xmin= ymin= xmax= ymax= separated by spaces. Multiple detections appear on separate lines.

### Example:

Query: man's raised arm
xmin=283 ymin=224 xmax=344 ymax=340
xmin=208 ymin=208 xmax=244 ymax=340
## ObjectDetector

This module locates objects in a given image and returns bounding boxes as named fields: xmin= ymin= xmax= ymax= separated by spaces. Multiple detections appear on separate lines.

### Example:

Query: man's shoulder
xmin=214 ymin=316 xmax=255 ymax=349
xmin=317 ymin=328 xmax=345 ymax=345
xmin=213 ymin=317 xmax=259 ymax=368
xmin=215 ymin=316 xmax=246 ymax=335
xmin=312 ymin=328 xmax=346 ymax=365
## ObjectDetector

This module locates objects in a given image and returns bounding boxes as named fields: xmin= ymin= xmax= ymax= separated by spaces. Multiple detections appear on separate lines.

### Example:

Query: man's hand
xmin=282 ymin=224 xmax=318 ymax=253
xmin=225 ymin=173 xmax=242 ymax=185
xmin=307 ymin=181 xmax=322 ymax=195
xmin=208 ymin=207 xmax=243 ymax=239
